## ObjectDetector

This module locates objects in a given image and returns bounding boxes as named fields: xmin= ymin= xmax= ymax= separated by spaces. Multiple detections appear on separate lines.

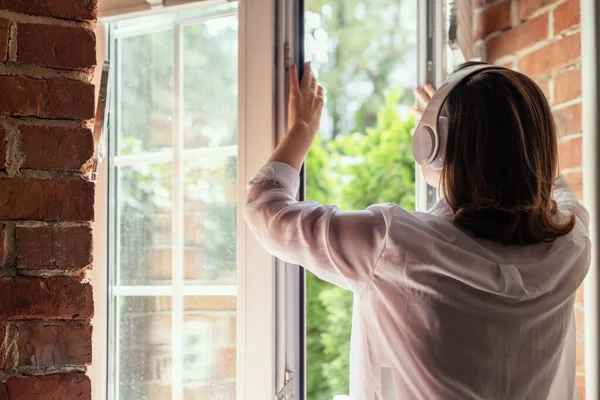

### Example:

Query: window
xmin=97 ymin=1 xmax=450 ymax=399
xmin=107 ymin=4 xmax=239 ymax=399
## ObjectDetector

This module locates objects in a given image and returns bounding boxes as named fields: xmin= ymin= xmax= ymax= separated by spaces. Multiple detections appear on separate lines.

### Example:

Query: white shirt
xmin=244 ymin=161 xmax=590 ymax=400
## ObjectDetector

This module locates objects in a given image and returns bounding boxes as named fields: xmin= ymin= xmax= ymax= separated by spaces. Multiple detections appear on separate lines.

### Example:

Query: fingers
xmin=316 ymin=85 xmax=324 ymax=97
xmin=290 ymin=64 xmax=300 ymax=93
xmin=424 ymin=83 xmax=436 ymax=97
xmin=310 ymin=73 xmax=317 ymax=91
xmin=411 ymin=107 xmax=424 ymax=119
xmin=414 ymin=87 xmax=431 ymax=108
xmin=302 ymin=62 xmax=312 ymax=89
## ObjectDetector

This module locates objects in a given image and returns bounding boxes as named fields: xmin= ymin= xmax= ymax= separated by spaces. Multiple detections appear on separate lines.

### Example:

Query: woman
xmin=244 ymin=61 xmax=590 ymax=399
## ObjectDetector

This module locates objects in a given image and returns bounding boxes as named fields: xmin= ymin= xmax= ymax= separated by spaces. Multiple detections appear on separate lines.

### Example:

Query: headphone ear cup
xmin=428 ymin=116 xmax=449 ymax=170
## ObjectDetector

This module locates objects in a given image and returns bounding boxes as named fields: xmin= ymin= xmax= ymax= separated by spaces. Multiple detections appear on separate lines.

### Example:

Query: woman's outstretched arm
xmin=243 ymin=62 xmax=387 ymax=292
xmin=244 ymin=162 xmax=387 ymax=292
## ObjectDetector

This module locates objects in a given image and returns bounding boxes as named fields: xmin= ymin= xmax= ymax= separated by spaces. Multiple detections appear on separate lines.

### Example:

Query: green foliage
xmin=304 ymin=0 xmax=416 ymax=138
xmin=305 ymin=90 xmax=416 ymax=399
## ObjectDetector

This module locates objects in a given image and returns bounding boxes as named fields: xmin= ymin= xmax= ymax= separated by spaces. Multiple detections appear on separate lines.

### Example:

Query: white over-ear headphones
xmin=412 ymin=64 xmax=504 ymax=170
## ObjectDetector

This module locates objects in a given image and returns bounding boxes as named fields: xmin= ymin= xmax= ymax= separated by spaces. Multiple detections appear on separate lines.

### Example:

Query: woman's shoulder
xmin=365 ymin=202 xmax=460 ymax=243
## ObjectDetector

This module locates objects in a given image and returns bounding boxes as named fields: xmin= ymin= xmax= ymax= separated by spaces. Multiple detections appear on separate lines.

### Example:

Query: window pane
xmin=119 ymin=30 xmax=174 ymax=155
xmin=118 ymin=163 xmax=172 ymax=285
xmin=183 ymin=156 xmax=236 ymax=285
xmin=182 ymin=15 xmax=238 ymax=149
xmin=117 ymin=296 xmax=172 ymax=400
xmin=182 ymin=296 xmax=236 ymax=399
xmin=110 ymin=5 xmax=239 ymax=400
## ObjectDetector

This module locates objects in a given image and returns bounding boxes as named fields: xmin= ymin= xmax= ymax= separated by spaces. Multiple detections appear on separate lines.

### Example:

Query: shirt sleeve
xmin=553 ymin=174 xmax=589 ymax=230
xmin=243 ymin=161 xmax=387 ymax=292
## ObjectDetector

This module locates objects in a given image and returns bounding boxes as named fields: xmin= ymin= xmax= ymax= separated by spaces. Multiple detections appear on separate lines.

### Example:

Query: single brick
xmin=517 ymin=0 xmax=554 ymax=21
xmin=564 ymin=170 xmax=583 ymax=201
xmin=0 ymin=224 xmax=6 ymax=268
xmin=554 ymin=68 xmax=582 ymax=105
xmin=216 ymin=347 xmax=236 ymax=378
xmin=554 ymin=103 xmax=582 ymax=137
xmin=576 ymin=336 xmax=585 ymax=374
xmin=0 ymin=324 xmax=5 ymax=369
xmin=536 ymin=79 xmax=551 ymax=101
xmin=17 ymin=24 xmax=96 ymax=71
xmin=17 ymin=324 xmax=92 ymax=367
xmin=558 ymin=136 xmax=582 ymax=170
xmin=20 ymin=126 xmax=94 ymax=171
xmin=0 ymin=18 xmax=9 ymax=62
xmin=554 ymin=0 xmax=580 ymax=33
xmin=577 ymin=374 xmax=586 ymax=400
xmin=0 ymin=178 xmax=94 ymax=222
xmin=183 ymin=295 xmax=236 ymax=311
xmin=575 ymin=282 xmax=584 ymax=304
xmin=487 ymin=14 xmax=548 ymax=62
xmin=474 ymin=0 xmax=511 ymax=40
xmin=520 ymin=34 xmax=581 ymax=78
xmin=0 ymin=0 xmax=97 ymax=21
xmin=0 ymin=277 xmax=93 ymax=320
xmin=16 ymin=226 xmax=93 ymax=270
xmin=6 ymin=372 xmax=91 ymax=400
xmin=0 ymin=126 xmax=6 ymax=169
xmin=0 ymin=76 xmax=95 ymax=120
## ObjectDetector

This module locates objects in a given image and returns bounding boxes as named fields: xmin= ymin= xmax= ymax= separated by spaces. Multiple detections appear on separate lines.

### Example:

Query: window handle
xmin=274 ymin=371 xmax=294 ymax=400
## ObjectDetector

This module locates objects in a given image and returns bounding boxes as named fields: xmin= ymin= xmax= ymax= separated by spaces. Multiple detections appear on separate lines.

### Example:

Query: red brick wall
xmin=475 ymin=0 xmax=584 ymax=396
xmin=0 ymin=1 xmax=97 ymax=399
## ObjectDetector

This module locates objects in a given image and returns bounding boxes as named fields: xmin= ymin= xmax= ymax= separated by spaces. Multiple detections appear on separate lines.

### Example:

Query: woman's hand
xmin=267 ymin=62 xmax=326 ymax=172
xmin=411 ymin=84 xmax=436 ymax=121
xmin=289 ymin=62 xmax=325 ymax=135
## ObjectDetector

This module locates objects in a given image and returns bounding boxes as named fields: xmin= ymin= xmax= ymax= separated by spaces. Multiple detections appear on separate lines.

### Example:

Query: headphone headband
xmin=413 ymin=64 xmax=505 ymax=169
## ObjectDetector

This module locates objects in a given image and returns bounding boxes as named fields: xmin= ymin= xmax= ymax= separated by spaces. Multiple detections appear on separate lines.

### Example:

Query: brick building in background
xmin=475 ymin=0 xmax=584 ymax=396
xmin=0 ymin=1 xmax=97 ymax=399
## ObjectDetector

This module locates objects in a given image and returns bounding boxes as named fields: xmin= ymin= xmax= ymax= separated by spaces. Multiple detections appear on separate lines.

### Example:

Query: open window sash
xmin=416 ymin=0 xmax=448 ymax=211
xmin=274 ymin=1 xmax=305 ymax=399
xmin=273 ymin=0 xmax=450 ymax=398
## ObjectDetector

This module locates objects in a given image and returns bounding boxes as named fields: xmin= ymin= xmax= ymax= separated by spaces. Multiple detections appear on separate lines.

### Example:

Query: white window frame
xmin=581 ymin=0 xmax=600 ymax=398
xmin=92 ymin=1 xmax=281 ymax=399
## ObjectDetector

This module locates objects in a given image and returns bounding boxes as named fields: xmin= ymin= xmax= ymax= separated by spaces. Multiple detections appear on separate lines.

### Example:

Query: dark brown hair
xmin=440 ymin=61 xmax=575 ymax=245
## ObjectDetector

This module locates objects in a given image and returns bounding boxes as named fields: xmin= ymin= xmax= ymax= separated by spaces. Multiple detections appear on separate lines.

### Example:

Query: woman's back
xmin=351 ymin=187 xmax=589 ymax=399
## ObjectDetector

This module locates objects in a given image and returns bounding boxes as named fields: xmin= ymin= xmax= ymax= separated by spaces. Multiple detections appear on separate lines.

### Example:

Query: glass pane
xmin=117 ymin=296 xmax=172 ymax=400
xmin=111 ymin=4 xmax=239 ymax=400
xmin=183 ymin=156 xmax=236 ymax=285
xmin=182 ymin=296 xmax=236 ymax=399
xmin=118 ymin=163 xmax=172 ymax=285
xmin=304 ymin=1 xmax=418 ymax=398
xmin=182 ymin=12 xmax=238 ymax=149
xmin=119 ymin=30 xmax=174 ymax=155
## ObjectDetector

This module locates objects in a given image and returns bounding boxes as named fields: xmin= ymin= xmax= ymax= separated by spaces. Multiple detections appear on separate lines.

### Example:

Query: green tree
xmin=305 ymin=0 xmax=416 ymax=138
xmin=306 ymin=90 xmax=416 ymax=399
